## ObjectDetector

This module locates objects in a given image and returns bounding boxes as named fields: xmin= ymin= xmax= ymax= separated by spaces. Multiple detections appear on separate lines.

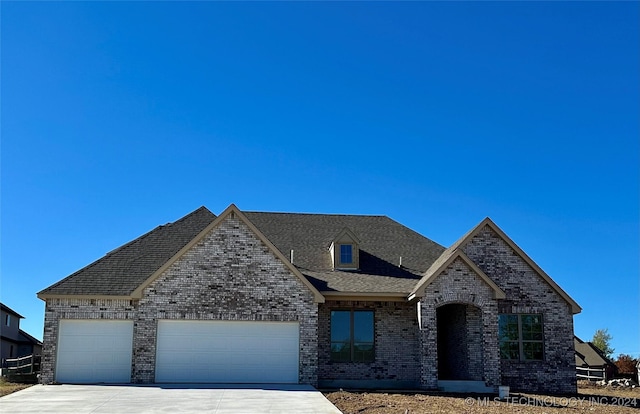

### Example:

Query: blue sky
xmin=2 ymin=2 xmax=638 ymax=358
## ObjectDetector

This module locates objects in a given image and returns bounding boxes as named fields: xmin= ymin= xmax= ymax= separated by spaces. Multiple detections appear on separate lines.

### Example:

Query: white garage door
xmin=56 ymin=320 xmax=133 ymax=383
xmin=156 ymin=320 xmax=299 ymax=383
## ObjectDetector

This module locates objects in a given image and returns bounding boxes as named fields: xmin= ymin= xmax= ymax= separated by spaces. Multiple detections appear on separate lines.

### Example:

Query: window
xmin=4 ymin=314 xmax=9 ymax=326
xmin=330 ymin=228 xmax=360 ymax=270
xmin=331 ymin=310 xmax=374 ymax=362
xmin=499 ymin=314 xmax=543 ymax=361
xmin=340 ymin=244 xmax=353 ymax=265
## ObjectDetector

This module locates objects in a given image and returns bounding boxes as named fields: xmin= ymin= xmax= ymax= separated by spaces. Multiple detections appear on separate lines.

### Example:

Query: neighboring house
xmin=38 ymin=204 xmax=581 ymax=393
xmin=1 ymin=303 xmax=43 ymax=363
xmin=574 ymin=336 xmax=617 ymax=381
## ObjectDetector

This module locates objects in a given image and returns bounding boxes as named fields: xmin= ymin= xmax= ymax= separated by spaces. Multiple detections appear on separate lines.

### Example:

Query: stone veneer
xmin=318 ymin=300 xmax=420 ymax=388
xmin=41 ymin=214 xmax=319 ymax=385
xmin=419 ymin=256 xmax=500 ymax=390
xmin=463 ymin=225 xmax=576 ymax=394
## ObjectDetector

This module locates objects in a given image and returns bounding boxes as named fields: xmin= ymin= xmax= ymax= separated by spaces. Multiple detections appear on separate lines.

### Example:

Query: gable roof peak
xmin=409 ymin=248 xmax=506 ymax=300
xmin=331 ymin=227 xmax=361 ymax=245
xmin=129 ymin=203 xmax=326 ymax=303
xmin=448 ymin=217 xmax=582 ymax=314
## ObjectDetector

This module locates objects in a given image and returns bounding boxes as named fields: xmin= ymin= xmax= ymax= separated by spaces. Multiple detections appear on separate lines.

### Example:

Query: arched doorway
xmin=436 ymin=303 xmax=483 ymax=381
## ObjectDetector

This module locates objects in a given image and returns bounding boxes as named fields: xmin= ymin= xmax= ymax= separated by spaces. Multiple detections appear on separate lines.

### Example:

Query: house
xmin=38 ymin=204 xmax=581 ymax=393
xmin=1 ymin=303 xmax=43 ymax=363
xmin=574 ymin=336 xmax=617 ymax=381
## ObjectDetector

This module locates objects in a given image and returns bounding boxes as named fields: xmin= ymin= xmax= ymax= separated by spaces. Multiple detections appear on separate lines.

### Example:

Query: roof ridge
xmin=244 ymin=211 xmax=389 ymax=218
xmin=383 ymin=216 xmax=446 ymax=249
xmin=18 ymin=329 xmax=43 ymax=345
xmin=104 ymin=224 xmax=166 ymax=257
xmin=42 ymin=222 xmax=173 ymax=292
xmin=586 ymin=342 xmax=614 ymax=361
xmin=105 ymin=206 xmax=214 ymax=256
xmin=38 ymin=206 xmax=216 ymax=296
xmin=0 ymin=303 xmax=25 ymax=318
xmin=171 ymin=206 xmax=214 ymax=225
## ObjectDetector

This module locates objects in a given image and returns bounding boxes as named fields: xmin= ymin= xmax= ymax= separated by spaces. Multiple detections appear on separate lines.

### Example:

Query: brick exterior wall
xmin=318 ymin=300 xmax=420 ymax=387
xmin=462 ymin=225 xmax=576 ymax=394
xmin=40 ymin=217 xmax=576 ymax=394
xmin=419 ymin=256 xmax=500 ymax=390
xmin=466 ymin=305 xmax=484 ymax=381
xmin=41 ymin=214 xmax=319 ymax=385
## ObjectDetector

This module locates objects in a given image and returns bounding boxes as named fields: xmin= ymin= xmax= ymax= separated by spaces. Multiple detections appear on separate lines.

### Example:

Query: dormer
xmin=329 ymin=228 xmax=360 ymax=270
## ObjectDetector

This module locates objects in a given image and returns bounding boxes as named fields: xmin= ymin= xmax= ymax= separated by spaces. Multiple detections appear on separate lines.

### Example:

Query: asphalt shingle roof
xmin=574 ymin=337 xmax=616 ymax=368
xmin=40 ymin=207 xmax=447 ymax=297
xmin=38 ymin=207 xmax=216 ymax=296
xmin=244 ymin=212 xmax=446 ymax=293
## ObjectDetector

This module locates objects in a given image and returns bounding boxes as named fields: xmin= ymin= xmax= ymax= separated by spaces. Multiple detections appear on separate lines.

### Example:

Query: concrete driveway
xmin=0 ymin=384 xmax=342 ymax=413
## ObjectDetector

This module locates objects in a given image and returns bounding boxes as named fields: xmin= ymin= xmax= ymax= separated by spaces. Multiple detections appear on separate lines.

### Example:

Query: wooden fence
xmin=576 ymin=366 xmax=606 ymax=381
xmin=2 ymin=354 xmax=41 ymax=375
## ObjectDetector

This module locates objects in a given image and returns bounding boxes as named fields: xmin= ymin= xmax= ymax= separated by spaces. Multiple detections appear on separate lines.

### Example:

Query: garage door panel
xmin=261 ymin=339 xmax=298 ymax=352
xmin=156 ymin=320 xmax=299 ymax=383
xmin=56 ymin=320 xmax=133 ymax=383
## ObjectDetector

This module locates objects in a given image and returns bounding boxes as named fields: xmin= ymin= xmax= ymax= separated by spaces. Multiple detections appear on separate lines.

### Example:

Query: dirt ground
xmin=0 ymin=378 xmax=33 ymax=397
xmin=325 ymin=382 xmax=640 ymax=414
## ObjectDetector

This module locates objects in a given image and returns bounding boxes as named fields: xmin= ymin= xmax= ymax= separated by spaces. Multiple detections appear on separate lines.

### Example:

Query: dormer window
xmin=330 ymin=228 xmax=360 ymax=270
xmin=340 ymin=244 xmax=353 ymax=265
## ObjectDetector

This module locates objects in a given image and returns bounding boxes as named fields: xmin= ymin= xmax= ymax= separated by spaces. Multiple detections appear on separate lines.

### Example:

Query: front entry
xmin=436 ymin=304 xmax=483 ymax=381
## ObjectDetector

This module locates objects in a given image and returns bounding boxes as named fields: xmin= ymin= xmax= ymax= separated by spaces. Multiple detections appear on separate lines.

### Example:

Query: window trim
xmin=499 ymin=314 xmax=544 ymax=361
xmin=330 ymin=309 xmax=375 ymax=363
xmin=329 ymin=228 xmax=360 ymax=270
xmin=333 ymin=242 xmax=358 ymax=270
